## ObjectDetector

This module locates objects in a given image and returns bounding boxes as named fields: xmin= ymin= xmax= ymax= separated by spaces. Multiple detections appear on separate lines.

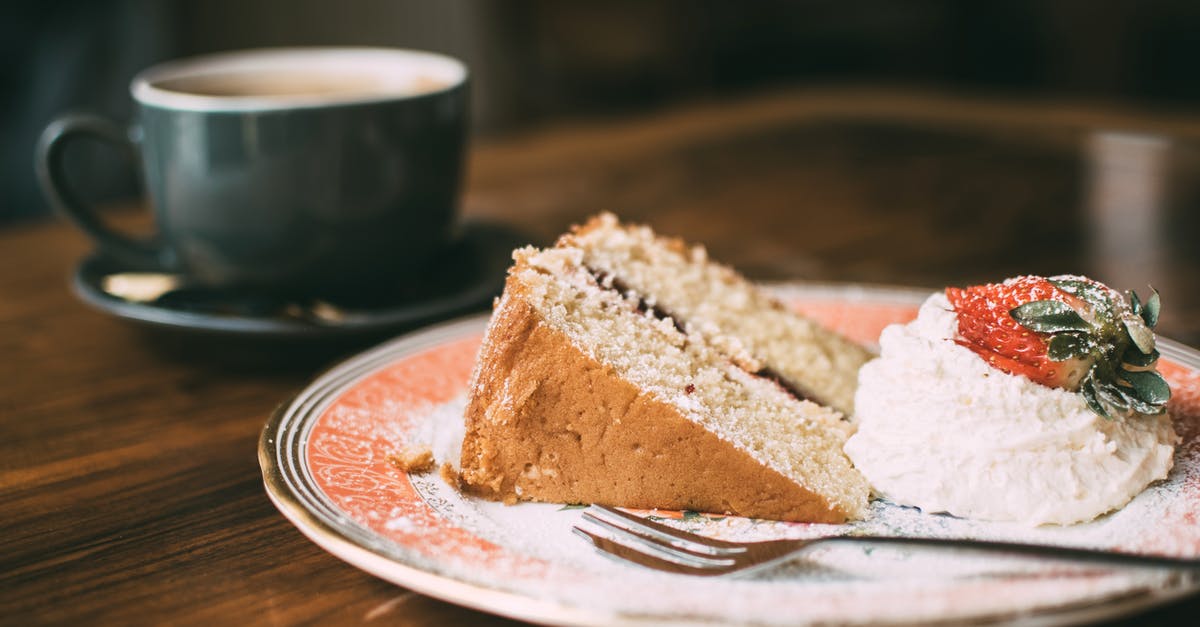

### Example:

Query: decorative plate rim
xmin=259 ymin=282 xmax=1200 ymax=626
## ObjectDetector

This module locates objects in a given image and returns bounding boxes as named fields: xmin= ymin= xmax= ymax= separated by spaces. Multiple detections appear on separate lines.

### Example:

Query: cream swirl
xmin=844 ymin=293 xmax=1178 ymax=525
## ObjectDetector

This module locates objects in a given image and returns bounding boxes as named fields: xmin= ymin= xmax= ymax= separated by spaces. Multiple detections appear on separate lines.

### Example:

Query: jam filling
xmin=584 ymin=265 xmax=821 ymax=406
xmin=754 ymin=366 xmax=817 ymax=404
xmin=588 ymin=268 xmax=686 ymax=334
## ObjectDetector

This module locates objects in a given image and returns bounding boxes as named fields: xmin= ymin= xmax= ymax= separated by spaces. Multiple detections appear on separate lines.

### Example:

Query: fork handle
xmin=815 ymin=536 xmax=1200 ymax=570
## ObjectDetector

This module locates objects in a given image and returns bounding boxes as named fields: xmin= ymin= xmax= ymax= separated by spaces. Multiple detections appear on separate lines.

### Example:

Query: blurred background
xmin=4 ymin=0 xmax=1199 ymax=224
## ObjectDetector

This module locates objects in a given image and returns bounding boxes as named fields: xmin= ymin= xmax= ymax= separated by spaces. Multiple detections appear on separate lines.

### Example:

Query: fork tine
xmin=585 ymin=505 xmax=747 ymax=553
xmin=580 ymin=510 xmax=739 ymax=561
xmin=571 ymin=526 xmax=733 ymax=577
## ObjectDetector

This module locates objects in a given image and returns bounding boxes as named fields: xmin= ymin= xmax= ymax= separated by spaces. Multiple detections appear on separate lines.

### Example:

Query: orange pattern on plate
xmin=307 ymin=335 xmax=547 ymax=576
xmin=304 ymin=300 xmax=1200 ymax=573
xmin=791 ymin=300 xmax=919 ymax=345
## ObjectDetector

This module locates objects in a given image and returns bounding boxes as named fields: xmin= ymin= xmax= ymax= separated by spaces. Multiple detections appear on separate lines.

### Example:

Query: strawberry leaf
xmin=1049 ymin=278 xmax=1092 ymax=294
xmin=1122 ymin=370 xmax=1171 ymax=405
xmin=1050 ymin=279 xmax=1114 ymax=313
xmin=1122 ymin=347 xmax=1159 ymax=368
xmin=1080 ymin=378 xmax=1110 ymax=418
xmin=1113 ymin=384 xmax=1166 ymax=415
xmin=1142 ymin=287 xmax=1161 ymax=328
xmin=1122 ymin=313 xmax=1156 ymax=354
xmin=1094 ymin=379 xmax=1129 ymax=409
xmin=1011 ymin=301 xmax=1090 ymax=333
xmin=1047 ymin=333 xmax=1089 ymax=361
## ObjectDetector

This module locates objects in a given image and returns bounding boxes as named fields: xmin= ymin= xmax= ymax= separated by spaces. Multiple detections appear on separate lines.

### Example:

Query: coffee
xmin=154 ymin=71 xmax=449 ymax=99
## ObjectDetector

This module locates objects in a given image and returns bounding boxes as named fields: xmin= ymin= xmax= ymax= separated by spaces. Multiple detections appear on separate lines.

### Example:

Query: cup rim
xmin=131 ymin=47 xmax=468 ymax=112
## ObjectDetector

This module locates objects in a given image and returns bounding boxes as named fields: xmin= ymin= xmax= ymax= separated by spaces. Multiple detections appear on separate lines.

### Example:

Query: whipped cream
xmin=844 ymin=293 xmax=1178 ymax=526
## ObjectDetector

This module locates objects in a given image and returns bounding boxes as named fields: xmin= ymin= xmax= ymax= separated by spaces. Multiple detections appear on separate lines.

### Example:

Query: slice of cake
xmin=561 ymin=214 xmax=872 ymax=415
xmin=458 ymin=216 xmax=870 ymax=523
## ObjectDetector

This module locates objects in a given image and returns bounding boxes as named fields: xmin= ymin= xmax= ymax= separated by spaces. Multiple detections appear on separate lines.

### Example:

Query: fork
xmin=572 ymin=505 xmax=1200 ymax=577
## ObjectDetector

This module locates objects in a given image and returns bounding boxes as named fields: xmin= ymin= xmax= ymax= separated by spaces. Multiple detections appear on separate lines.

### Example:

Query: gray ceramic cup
xmin=37 ymin=48 xmax=468 ymax=297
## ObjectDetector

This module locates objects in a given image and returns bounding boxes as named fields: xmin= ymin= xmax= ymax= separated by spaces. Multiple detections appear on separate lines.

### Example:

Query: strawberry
xmin=946 ymin=275 xmax=1170 ymax=417
xmin=947 ymin=276 xmax=1080 ymax=388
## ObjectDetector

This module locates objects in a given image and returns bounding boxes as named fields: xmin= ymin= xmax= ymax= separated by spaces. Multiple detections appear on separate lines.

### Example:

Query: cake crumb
xmin=438 ymin=462 xmax=462 ymax=487
xmin=388 ymin=447 xmax=435 ymax=474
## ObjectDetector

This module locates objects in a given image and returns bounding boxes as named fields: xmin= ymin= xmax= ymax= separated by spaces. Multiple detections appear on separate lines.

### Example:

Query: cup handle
xmin=35 ymin=113 xmax=163 ymax=269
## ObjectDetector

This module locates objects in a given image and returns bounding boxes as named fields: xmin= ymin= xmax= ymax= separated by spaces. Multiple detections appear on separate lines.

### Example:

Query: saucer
xmin=72 ymin=221 xmax=526 ymax=339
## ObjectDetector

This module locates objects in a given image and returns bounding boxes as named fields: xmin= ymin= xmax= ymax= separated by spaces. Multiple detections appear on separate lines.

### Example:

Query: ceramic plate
xmin=260 ymin=283 xmax=1200 ymax=625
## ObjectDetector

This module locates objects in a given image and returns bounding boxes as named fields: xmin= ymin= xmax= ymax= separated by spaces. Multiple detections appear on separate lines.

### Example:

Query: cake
xmin=561 ymin=214 xmax=871 ymax=416
xmin=845 ymin=275 xmax=1178 ymax=525
xmin=458 ymin=214 xmax=872 ymax=523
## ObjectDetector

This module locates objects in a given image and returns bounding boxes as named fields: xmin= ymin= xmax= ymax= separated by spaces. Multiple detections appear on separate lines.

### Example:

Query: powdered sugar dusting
xmin=410 ymin=393 xmax=468 ymax=470
xmin=391 ymin=397 xmax=1196 ymax=624
xmin=289 ymin=291 xmax=1200 ymax=625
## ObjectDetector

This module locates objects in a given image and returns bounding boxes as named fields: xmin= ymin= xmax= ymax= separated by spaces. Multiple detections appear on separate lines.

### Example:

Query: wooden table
xmin=3 ymin=88 xmax=1199 ymax=625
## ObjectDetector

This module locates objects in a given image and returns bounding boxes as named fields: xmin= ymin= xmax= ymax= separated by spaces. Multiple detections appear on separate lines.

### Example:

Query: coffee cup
xmin=36 ymin=47 xmax=468 ymax=297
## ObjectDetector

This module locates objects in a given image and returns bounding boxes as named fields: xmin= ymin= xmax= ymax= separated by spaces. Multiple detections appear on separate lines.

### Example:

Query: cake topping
xmin=844 ymin=289 xmax=1178 ymax=526
xmin=946 ymin=275 xmax=1169 ymax=418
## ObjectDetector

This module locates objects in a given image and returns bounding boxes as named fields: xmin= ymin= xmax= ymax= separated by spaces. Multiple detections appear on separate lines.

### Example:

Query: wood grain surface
xmin=2 ymin=88 xmax=1198 ymax=625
